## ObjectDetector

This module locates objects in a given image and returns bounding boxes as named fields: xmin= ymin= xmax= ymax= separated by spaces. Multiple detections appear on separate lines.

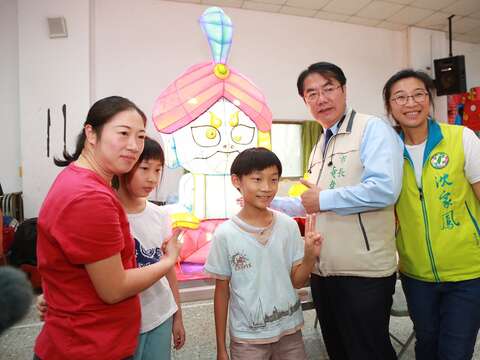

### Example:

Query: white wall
xmin=0 ymin=0 xmax=21 ymax=193
xmin=406 ymin=28 xmax=480 ymax=122
xmin=17 ymin=0 xmax=90 ymax=217
xmin=453 ymin=40 xmax=480 ymax=89
xmin=407 ymin=27 xmax=448 ymax=122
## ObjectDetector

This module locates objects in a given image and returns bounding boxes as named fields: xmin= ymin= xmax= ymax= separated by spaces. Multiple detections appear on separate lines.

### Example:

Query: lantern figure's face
xmin=172 ymin=98 xmax=258 ymax=174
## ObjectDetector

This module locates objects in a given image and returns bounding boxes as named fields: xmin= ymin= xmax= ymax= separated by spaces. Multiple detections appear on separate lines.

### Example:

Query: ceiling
xmin=168 ymin=0 xmax=480 ymax=44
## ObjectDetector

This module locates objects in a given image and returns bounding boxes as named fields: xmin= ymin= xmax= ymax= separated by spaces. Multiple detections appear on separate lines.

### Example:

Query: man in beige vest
xmin=297 ymin=62 xmax=403 ymax=360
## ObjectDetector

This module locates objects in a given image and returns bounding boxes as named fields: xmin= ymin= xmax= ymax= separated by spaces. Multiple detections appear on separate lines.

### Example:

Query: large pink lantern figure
xmin=153 ymin=7 xmax=272 ymax=219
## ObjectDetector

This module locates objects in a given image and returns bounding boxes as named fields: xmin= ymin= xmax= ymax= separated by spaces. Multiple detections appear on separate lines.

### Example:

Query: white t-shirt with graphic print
xmin=128 ymin=201 xmax=178 ymax=333
xmin=205 ymin=210 xmax=304 ymax=343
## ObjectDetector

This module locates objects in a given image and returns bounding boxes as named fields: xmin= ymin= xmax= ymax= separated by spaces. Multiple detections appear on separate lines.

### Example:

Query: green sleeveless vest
xmin=396 ymin=120 xmax=480 ymax=282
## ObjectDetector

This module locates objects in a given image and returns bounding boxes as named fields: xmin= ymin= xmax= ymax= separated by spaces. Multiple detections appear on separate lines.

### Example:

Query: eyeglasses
xmin=390 ymin=91 xmax=428 ymax=106
xmin=304 ymin=85 xmax=342 ymax=103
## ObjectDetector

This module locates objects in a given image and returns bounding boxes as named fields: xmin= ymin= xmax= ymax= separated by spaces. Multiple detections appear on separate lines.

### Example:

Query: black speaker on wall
xmin=434 ymin=55 xmax=467 ymax=96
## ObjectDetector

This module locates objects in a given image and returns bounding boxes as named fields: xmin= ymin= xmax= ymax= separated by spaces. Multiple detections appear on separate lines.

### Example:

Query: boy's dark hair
xmin=230 ymin=147 xmax=282 ymax=178
xmin=139 ymin=137 xmax=165 ymax=165
xmin=112 ymin=137 xmax=164 ymax=189
xmin=297 ymin=62 xmax=347 ymax=97
xmin=383 ymin=68 xmax=436 ymax=116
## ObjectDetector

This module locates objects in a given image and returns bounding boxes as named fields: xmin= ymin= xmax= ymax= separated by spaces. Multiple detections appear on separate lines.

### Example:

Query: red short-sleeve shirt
xmin=35 ymin=164 xmax=140 ymax=360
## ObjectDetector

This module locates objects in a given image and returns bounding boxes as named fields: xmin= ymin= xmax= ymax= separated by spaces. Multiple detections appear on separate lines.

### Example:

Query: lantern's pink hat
xmin=152 ymin=61 xmax=272 ymax=134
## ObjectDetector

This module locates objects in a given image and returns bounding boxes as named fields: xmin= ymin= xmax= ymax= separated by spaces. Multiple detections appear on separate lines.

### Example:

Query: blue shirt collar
xmin=326 ymin=108 xmax=350 ymax=135
xmin=328 ymin=122 xmax=340 ymax=136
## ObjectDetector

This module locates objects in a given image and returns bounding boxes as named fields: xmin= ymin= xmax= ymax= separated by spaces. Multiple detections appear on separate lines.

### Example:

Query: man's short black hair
xmin=231 ymin=147 xmax=282 ymax=178
xmin=297 ymin=62 xmax=347 ymax=97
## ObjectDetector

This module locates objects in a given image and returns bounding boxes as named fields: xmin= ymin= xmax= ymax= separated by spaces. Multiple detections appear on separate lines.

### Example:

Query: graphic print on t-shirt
xmin=230 ymin=251 xmax=252 ymax=271
xmin=249 ymin=297 xmax=302 ymax=330
xmin=135 ymin=238 xmax=162 ymax=267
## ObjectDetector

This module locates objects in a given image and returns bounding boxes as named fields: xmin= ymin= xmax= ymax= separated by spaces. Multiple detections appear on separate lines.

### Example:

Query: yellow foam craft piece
xmin=288 ymin=173 xmax=310 ymax=197
xmin=171 ymin=213 xmax=200 ymax=230
xmin=288 ymin=183 xmax=309 ymax=197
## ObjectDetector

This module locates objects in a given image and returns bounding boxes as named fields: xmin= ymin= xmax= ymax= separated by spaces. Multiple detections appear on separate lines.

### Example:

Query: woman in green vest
xmin=383 ymin=69 xmax=480 ymax=360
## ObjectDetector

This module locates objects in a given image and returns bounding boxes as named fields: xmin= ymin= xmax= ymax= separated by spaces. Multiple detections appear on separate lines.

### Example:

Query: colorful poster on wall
xmin=447 ymin=87 xmax=480 ymax=136
xmin=463 ymin=87 xmax=480 ymax=133
xmin=447 ymin=93 xmax=467 ymax=125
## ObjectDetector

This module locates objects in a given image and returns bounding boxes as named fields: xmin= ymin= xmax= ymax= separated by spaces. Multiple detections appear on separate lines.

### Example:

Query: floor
xmin=1 ymin=297 xmax=480 ymax=359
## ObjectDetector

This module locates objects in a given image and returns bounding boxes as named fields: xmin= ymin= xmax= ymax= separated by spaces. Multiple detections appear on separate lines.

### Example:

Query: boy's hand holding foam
xmin=162 ymin=229 xmax=183 ymax=266
xmin=162 ymin=212 xmax=200 ymax=266
xmin=169 ymin=212 xmax=200 ymax=245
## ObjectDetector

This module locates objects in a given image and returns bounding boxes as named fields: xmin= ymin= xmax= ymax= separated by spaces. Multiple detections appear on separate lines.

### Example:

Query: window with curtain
xmin=271 ymin=120 xmax=322 ymax=178
xmin=301 ymin=120 xmax=322 ymax=174
xmin=271 ymin=122 xmax=303 ymax=178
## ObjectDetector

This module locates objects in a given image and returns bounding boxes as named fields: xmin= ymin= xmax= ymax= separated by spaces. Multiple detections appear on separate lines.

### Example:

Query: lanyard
xmin=307 ymin=110 xmax=356 ymax=186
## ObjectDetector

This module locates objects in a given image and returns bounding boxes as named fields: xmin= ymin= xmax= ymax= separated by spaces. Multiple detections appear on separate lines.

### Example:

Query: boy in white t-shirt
xmin=205 ymin=147 xmax=322 ymax=360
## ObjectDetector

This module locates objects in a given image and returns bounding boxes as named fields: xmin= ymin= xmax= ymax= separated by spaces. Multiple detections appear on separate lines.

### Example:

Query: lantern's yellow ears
xmin=171 ymin=213 xmax=201 ymax=230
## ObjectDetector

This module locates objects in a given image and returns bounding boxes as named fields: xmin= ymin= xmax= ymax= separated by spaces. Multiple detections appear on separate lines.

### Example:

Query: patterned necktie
xmin=323 ymin=128 xmax=333 ymax=157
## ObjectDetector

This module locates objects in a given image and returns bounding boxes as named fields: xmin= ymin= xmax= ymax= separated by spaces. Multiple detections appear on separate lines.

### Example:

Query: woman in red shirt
xmin=34 ymin=96 xmax=181 ymax=360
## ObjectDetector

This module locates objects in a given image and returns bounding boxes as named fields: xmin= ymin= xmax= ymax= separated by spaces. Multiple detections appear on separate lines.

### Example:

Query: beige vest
xmin=308 ymin=109 xmax=397 ymax=277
